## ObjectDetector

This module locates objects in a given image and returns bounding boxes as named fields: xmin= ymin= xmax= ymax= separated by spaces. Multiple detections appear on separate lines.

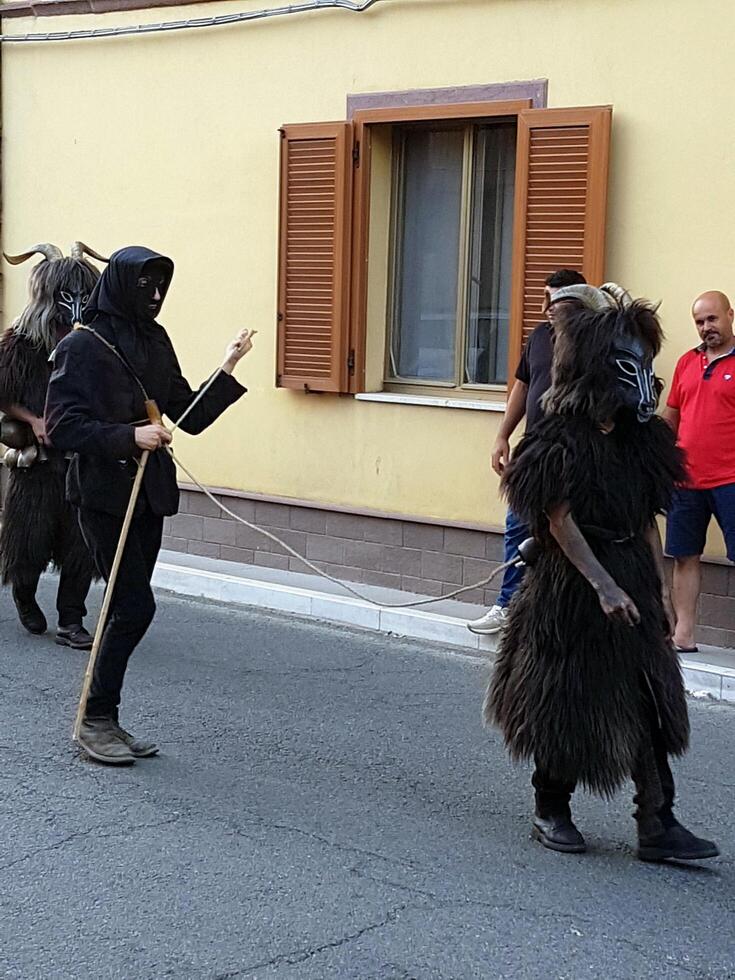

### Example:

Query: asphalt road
xmin=1 ymin=577 xmax=733 ymax=980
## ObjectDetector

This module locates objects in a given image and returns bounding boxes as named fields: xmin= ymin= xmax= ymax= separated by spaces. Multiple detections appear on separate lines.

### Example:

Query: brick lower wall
xmin=164 ymin=488 xmax=735 ymax=648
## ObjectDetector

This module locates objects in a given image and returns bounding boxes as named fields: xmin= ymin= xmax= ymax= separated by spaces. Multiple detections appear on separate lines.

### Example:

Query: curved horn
xmin=70 ymin=242 xmax=110 ymax=263
xmin=3 ymin=243 xmax=64 ymax=265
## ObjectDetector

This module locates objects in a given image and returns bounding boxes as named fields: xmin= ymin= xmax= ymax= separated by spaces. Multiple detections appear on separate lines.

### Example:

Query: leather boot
xmin=638 ymin=820 xmax=720 ymax=862
xmin=113 ymin=721 xmax=159 ymax=758
xmin=532 ymin=767 xmax=586 ymax=853
xmin=532 ymin=813 xmax=586 ymax=853
xmin=12 ymin=586 xmax=47 ymax=635
xmin=77 ymin=717 xmax=136 ymax=765
xmin=56 ymin=624 xmax=94 ymax=650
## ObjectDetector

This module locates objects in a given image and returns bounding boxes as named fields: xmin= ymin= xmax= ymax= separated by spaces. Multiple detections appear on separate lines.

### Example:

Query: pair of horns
xmin=3 ymin=242 xmax=109 ymax=265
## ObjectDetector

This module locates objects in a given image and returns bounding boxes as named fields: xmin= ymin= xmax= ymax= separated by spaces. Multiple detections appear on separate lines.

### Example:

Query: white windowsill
xmin=354 ymin=392 xmax=507 ymax=412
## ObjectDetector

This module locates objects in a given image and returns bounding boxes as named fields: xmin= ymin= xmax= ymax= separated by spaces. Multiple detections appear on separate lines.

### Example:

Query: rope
xmin=167 ymin=446 xmax=517 ymax=609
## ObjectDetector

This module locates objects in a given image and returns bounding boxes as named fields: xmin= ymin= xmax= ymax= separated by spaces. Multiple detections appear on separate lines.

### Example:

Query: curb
xmin=153 ymin=561 xmax=735 ymax=704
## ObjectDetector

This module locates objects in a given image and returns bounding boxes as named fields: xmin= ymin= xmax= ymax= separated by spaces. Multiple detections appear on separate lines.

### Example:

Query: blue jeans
xmin=498 ymin=508 xmax=529 ymax=608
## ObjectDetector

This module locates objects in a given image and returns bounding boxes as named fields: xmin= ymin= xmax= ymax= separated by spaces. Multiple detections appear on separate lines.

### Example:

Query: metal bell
xmin=3 ymin=447 xmax=19 ymax=469
xmin=16 ymin=445 xmax=38 ymax=468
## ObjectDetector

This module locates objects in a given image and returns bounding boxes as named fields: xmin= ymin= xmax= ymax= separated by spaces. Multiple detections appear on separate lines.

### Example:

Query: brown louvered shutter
xmin=509 ymin=106 xmax=612 ymax=364
xmin=277 ymin=122 xmax=354 ymax=392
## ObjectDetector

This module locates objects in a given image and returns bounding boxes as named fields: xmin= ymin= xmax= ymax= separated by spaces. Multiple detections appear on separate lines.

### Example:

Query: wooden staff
xmin=73 ymin=399 xmax=164 ymax=740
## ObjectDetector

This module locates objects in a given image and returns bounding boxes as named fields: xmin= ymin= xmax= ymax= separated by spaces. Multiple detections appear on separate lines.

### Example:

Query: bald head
xmin=692 ymin=290 xmax=732 ymax=316
xmin=692 ymin=291 xmax=735 ymax=354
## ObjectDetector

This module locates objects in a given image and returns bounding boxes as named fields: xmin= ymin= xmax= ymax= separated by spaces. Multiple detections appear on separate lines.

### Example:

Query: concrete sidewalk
xmin=154 ymin=550 xmax=735 ymax=703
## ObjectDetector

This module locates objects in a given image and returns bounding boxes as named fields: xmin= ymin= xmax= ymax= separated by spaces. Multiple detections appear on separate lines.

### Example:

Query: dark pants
xmin=13 ymin=564 xmax=92 ymax=628
xmin=77 ymin=505 xmax=164 ymax=719
xmin=533 ymin=682 xmax=676 ymax=837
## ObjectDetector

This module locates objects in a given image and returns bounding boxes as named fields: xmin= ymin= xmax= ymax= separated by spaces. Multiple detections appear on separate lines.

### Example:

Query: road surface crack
xmin=213 ymin=903 xmax=408 ymax=978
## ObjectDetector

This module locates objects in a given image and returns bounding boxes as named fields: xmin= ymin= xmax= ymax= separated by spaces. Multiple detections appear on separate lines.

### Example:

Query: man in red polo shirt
xmin=663 ymin=290 xmax=735 ymax=652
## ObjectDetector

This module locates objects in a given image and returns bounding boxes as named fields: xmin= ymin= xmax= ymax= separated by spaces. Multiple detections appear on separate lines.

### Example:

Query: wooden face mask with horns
xmin=3 ymin=242 xmax=109 ymax=327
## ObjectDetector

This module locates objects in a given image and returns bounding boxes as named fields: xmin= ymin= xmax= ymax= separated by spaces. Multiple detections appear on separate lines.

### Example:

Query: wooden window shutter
xmin=509 ymin=106 xmax=612 ymax=365
xmin=277 ymin=122 xmax=354 ymax=392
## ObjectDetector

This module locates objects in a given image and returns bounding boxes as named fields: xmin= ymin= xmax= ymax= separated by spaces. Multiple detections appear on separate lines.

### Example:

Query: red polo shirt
xmin=667 ymin=346 xmax=735 ymax=489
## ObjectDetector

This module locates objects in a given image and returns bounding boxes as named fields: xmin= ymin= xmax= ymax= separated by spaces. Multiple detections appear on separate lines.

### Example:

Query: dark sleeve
xmin=163 ymin=340 xmax=246 ymax=435
xmin=515 ymin=333 xmax=532 ymax=385
xmin=44 ymin=339 xmax=137 ymax=458
xmin=501 ymin=426 xmax=571 ymax=539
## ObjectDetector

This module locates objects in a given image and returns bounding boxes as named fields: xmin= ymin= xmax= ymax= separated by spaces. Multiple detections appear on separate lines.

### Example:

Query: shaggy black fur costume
xmin=0 ymin=325 xmax=96 ymax=617
xmin=485 ymin=302 xmax=690 ymax=798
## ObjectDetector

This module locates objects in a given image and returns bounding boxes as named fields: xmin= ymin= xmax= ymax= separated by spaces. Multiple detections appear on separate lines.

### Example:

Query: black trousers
xmin=13 ymin=564 xmax=92 ymax=628
xmin=77 ymin=504 xmax=163 ymax=719
xmin=533 ymin=685 xmax=676 ymax=837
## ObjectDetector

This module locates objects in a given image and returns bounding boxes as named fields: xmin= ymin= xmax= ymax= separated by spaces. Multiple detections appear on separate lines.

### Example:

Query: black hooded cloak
xmin=484 ymin=304 xmax=690 ymax=797
xmin=44 ymin=247 xmax=246 ymax=517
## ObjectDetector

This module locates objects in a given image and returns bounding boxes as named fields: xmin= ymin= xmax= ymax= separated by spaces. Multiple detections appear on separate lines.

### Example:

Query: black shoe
xmin=532 ymin=814 xmax=586 ymax=853
xmin=56 ymin=625 xmax=94 ymax=650
xmin=13 ymin=591 xmax=47 ymax=635
xmin=638 ymin=821 xmax=720 ymax=862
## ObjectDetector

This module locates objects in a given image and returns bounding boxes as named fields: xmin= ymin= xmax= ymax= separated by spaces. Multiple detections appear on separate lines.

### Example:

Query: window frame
xmin=349 ymin=99 xmax=533 ymax=397
xmin=384 ymin=119 xmax=517 ymax=393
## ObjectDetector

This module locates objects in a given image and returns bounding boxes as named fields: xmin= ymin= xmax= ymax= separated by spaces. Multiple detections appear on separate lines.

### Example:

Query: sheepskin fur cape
xmin=484 ymin=297 xmax=693 ymax=798
xmin=0 ymin=329 xmax=95 ymax=588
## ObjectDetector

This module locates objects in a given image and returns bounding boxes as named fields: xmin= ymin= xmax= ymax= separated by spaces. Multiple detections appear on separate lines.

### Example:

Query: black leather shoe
xmin=532 ymin=814 xmax=586 ymax=853
xmin=56 ymin=625 xmax=94 ymax=650
xmin=13 ymin=591 xmax=47 ymax=635
xmin=638 ymin=821 xmax=719 ymax=862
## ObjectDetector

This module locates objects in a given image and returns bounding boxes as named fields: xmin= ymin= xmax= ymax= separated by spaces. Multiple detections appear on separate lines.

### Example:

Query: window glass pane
xmin=465 ymin=123 xmax=516 ymax=385
xmin=390 ymin=129 xmax=463 ymax=382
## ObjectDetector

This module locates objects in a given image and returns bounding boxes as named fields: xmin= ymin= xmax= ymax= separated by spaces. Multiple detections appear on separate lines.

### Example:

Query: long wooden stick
xmin=73 ymin=400 xmax=163 ymax=740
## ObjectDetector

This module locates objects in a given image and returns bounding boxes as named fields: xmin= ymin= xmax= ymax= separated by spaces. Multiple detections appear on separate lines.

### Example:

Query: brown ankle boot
xmin=77 ymin=717 xmax=136 ymax=766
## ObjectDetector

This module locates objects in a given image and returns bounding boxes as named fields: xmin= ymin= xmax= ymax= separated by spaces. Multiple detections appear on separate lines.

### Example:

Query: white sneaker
xmin=467 ymin=605 xmax=508 ymax=635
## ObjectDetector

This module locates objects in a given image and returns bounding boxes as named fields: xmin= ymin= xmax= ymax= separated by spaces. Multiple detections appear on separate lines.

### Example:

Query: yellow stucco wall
xmin=2 ymin=0 xmax=734 ymax=548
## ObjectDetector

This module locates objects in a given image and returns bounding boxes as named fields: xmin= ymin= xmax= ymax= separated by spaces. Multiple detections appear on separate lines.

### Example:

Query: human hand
xmin=491 ymin=437 xmax=510 ymax=476
xmin=30 ymin=416 xmax=47 ymax=445
xmin=134 ymin=424 xmax=172 ymax=452
xmin=222 ymin=329 xmax=257 ymax=373
xmin=597 ymin=584 xmax=640 ymax=627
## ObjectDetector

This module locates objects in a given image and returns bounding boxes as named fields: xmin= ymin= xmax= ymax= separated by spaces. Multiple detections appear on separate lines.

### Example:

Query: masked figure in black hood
xmin=0 ymin=243 xmax=103 ymax=648
xmin=484 ymin=284 xmax=719 ymax=863
xmin=45 ymin=246 xmax=254 ymax=765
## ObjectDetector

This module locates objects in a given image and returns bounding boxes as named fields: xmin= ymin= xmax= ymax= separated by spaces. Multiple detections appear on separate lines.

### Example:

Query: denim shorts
xmin=665 ymin=483 xmax=735 ymax=561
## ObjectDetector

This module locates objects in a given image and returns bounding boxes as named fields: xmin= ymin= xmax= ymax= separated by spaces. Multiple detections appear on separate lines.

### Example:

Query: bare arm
xmin=0 ymin=402 xmax=46 ymax=443
xmin=645 ymin=520 xmax=675 ymax=637
xmin=547 ymin=503 xmax=641 ymax=627
xmin=491 ymin=380 xmax=528 ymax=476
xmin=661 ymin=405 xmax=679 ymax=435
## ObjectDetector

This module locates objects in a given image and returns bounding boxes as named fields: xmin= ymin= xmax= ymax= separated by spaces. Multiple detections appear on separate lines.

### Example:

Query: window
xmin=276 ymin=103 xmax=611 ymax=395
xmin=388 ymin=121 xmax=516 ymax=388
